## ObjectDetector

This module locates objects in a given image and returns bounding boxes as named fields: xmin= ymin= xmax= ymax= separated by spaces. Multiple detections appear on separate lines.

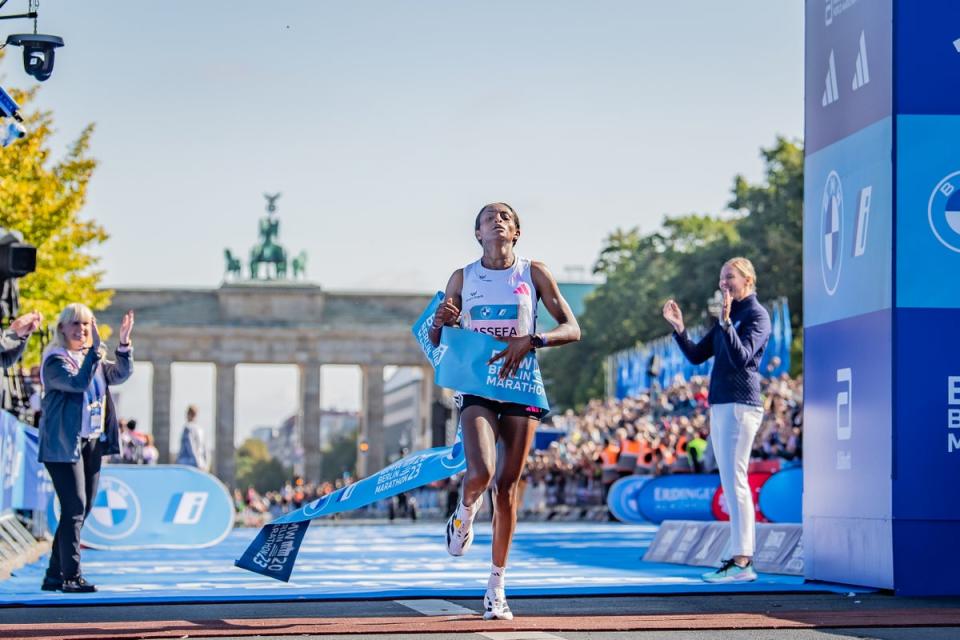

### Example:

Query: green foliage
xmin=541 ymin=137 xmax=803 ymax=408
xmin=322 ymin=431 xmax=358 ymax=482
xmin=235 ymin=437 xmax=291 ymax=493
xmin=0 ymin=56 xmax=111 ymax=364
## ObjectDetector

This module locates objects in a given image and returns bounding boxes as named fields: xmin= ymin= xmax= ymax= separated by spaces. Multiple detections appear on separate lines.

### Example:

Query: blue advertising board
xmin=804 ymin=0 xmax=891 ymax=154
xmin=635 ymin=474 xmax=719 ymax=525
xmin=0 ymin=412 xmax=51 ymax=513
xmin=47 ymin=465 xmax=234 ymax=550
xmin=803 ymin=117 xmax=892 ymax=327
xmin=895 ymin=115 xmax=960 ymax=308
xmin=606 ymin=475 xmax=650 ymax=524
xmin=758 ymin=467 xmax=803 ymax=524
xmin=894 ymin=0 xmax=960 ymax=114
xmin=803 ymin=309 xmax=893 ymax=588
xmin=892 ymin=308 xmax=960 ymax=519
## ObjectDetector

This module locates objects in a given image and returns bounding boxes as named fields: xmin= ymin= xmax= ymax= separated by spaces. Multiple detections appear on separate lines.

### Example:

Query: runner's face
xmin=476 ymin=205 xmax=518 ymax=246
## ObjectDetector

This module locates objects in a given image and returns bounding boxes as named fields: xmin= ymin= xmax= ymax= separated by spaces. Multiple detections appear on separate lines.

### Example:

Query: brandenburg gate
xmin=99 ymin=283 xmax=436 ymax=488
xmin=97 ymin=195 xmax=439 ymax=487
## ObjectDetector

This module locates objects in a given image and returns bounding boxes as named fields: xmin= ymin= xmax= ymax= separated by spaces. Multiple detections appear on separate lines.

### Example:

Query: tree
xmin=235 ymin=437 xmax=291 ymax=493
xmin=541 ymin=138 xmax=803 ymax=407
xmin=0 ymin=56 xmax=111 ymax=364
xmin=322 ymin=431 xmax=358 ymax=482
xmin=729 ymin=137 xmax=803 ymax=372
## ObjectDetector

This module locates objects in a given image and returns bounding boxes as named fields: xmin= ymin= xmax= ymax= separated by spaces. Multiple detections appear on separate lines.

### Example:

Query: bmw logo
xmin=928 ymin=171 xmax=960 ymax=253
xmin=85 ymin=477 xmax=141 ymax=540
xmin=820 ymin=170 xmax=844 ymax=295
xmin=480 ymin=307 xmax=491 ymax=318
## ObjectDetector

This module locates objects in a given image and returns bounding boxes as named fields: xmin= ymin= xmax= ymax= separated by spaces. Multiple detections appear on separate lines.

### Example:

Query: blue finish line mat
xmin=0 ymin=522 xmax=868 ymax=606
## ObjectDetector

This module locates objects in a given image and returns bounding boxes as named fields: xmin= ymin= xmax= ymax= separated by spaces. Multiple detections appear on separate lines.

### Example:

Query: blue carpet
xmin=0 ymin=522 xmax=869 ymax=605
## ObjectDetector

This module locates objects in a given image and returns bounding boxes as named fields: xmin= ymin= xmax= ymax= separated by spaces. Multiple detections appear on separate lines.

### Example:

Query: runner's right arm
xmin=428 ymin=269 xmax=463 ymax=347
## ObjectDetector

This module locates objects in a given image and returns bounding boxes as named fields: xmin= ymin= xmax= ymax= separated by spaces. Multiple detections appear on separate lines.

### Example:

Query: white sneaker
xmin=445 ymin=493 xmax=482 ymax=557
xmin=483 ymin=587 xmax=513 ymax=620
xmin=702 ymin=558 xmax=758 ymax=583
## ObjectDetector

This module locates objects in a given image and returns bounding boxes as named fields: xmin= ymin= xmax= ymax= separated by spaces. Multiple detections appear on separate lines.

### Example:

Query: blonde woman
xmin=662 ymin=257 xmax=771 ymax=583
xmin=38 ymin=304 xmax=134 ymax=593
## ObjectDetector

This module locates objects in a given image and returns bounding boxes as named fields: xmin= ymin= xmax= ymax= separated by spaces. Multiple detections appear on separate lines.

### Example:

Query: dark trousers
xmin=44 ymin=438 xmax=103 ymax=581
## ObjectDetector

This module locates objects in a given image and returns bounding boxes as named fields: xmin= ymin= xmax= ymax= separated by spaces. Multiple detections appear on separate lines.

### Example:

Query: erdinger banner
xmin=47 ymin=465 xmax=234 ymax=550
xmin=413 ymin=292 xmax=550 ymax=411
xmin=236 ymin=437 xmax=466 ymax=581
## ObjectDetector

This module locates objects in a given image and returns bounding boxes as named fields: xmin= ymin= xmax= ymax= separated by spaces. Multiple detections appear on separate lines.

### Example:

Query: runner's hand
xmin=489 ymin=335 xmax=534 ymax=380
xmin=432 ymin=298 xmax=461 ymax=328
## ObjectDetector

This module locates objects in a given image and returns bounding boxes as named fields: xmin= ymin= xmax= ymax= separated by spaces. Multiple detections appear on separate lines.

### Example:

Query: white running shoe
xmin=483 ymin=587 xmax=513 ymax=620
xmin=445 ymin=493 xmax=482 ymax=557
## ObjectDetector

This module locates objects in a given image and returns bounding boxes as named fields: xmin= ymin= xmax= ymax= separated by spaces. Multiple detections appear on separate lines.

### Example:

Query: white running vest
xmin=460 ymin=256 xmax=538 ymax=338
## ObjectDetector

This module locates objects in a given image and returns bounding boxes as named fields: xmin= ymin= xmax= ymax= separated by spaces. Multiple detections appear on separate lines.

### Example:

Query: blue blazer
xmin=39 ymin=346 xmax=134 ymax=463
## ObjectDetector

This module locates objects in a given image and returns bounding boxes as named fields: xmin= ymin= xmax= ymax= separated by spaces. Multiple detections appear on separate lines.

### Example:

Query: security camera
xmin=5 ymin=34 xmax=64 ymax=82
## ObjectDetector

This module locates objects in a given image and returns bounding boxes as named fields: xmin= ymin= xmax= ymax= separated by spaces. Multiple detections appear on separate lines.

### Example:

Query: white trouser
xmin=709 ymin=402 xmax=764 ymax=557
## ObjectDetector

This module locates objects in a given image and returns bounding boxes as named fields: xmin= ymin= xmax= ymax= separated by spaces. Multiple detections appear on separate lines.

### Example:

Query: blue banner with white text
xmin=413 ymin=291 xmax=550 ymax=411
xmin=236 ymin=437 xmax=467 ymax=581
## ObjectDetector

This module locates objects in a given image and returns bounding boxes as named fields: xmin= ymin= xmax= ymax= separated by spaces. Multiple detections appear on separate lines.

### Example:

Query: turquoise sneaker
xmin=702 ymin=558 xmax=758 ymax=583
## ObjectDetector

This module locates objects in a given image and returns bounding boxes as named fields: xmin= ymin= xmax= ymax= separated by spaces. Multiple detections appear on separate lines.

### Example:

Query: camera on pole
xmin=0 ymin=0 xmax=65 ymax=82
xmin=0 ymin=228 xmax=37 ymax=320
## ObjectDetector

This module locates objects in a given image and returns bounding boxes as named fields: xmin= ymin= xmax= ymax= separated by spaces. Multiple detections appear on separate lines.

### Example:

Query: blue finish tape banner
xmin=413 ymin=292 xmax=550 ymax=411
xmin=636 ymin=474 xmax=720 ymax=524
xmin=607 ymin=475 xmax=651 ymax=524
xmin=236 ymin=437 xmax=467 ymax=581
xmin=0 ymin=411 xmax=52 ymax=513
xmin=758 ymin=466 xmax=803 ymax=524
xmin=47 ymin=465 xmax=234 ymax=550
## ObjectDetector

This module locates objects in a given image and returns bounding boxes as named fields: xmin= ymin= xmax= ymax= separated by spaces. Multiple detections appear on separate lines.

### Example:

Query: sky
xmin=1 ymin=1 xmax=803 ymax=451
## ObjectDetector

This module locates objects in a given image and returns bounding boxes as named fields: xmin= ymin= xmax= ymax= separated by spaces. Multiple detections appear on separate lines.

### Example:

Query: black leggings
xmin=44 ymin=438 xmax=103 ymax=581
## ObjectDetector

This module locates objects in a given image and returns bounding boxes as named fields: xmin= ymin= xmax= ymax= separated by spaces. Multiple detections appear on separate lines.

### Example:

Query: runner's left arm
xmin=530 ymin=261 xmax=581 ymax=347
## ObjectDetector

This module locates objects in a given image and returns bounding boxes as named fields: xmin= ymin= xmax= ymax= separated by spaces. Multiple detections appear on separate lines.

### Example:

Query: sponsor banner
xmin=894 ymin=0 xmax=960 ymax=114
xmin=413 ymin=292 xmax=550 ymax=411
xmin=47 ymin=465 xmax=233 ymax=550
xmin=805 ymin=0 xmax=892 ymax=154
xmin=635 ymin=475 xmax=720 ymax=524
xmin=687 ymin=521 xmax=731 ymax=568
xmin=710 ymin=472 xmax=771 ymax=523
xmin=606 ymin=475 xmax=651 ymax=524
xmin=0 ymin=411 xmax=51 ymax=513
xmin=753 ymin=524 xmax=804 ymax=576
xmin=895 ymin=116 xmax=960 ymax=308
xmin=893 ymin=308 xmax=960 ymax=520
xmin=803 ymin=310 xmax=892 ymax=520
xmin=803 ymin=117 xmax=892 ymax=327
xmin=644 ymin=520 xmax=802 ymax=575
xmin=758 ymin=466 xmax=803 ymax=523
xmin=237 ymin=436 xmax=467 ymax=581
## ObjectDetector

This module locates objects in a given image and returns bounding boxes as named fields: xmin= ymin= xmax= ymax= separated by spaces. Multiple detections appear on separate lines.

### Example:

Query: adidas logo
xmin=852 ymin=31 xmax=870 ymax=91
xmin=822 ymin=50 xmax=839 ymax=106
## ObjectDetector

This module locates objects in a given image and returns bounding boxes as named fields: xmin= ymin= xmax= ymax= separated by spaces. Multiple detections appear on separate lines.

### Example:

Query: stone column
xmin=359 ymin=364 xmax=385 ymax=477
xmin=214 ymin=362 xmax=237 ymax=488
xmin=150 ymin=359 xmax=172 ymax=463
xmin=299 ymin=363 xmax=323 ymax=484
xmin=418 ymin=366 xmax=433 ymax=451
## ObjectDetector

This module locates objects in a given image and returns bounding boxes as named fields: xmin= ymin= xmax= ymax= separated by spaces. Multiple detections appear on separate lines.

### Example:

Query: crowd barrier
xmin=608 ymin=466 xmax=803 ymax=525
xmin=643 ymin=519 xmax=804 ymax=575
